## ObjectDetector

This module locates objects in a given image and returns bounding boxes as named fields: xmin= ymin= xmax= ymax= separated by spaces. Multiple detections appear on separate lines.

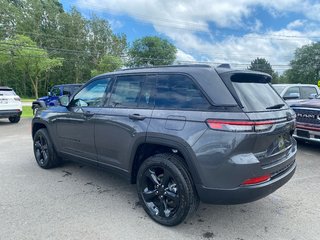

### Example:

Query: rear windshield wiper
xmin=266 ymin=103 xmax=285 ymax=109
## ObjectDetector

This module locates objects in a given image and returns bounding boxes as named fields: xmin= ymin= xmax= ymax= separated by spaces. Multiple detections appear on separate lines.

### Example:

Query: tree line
xmin=0 ymin=0 xmax=176 ymax=98
xmin=0 ymin=0 xmax=319 ymax=98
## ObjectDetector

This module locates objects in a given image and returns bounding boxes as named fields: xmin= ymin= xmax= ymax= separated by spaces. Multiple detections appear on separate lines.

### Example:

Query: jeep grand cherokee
xmin=32 ymin=65 xmax=297 ymax=226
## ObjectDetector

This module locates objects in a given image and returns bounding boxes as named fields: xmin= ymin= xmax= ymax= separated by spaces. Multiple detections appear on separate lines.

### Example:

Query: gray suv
xmin=32 ymin=65 xmax=297 ymax=226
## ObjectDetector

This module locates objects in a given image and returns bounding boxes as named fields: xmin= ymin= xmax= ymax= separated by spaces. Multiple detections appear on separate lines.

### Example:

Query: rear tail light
xmin=242 ymin=174 xmax=271 ymax=185
xmin=206 ymin=120 xmax=274 ymax=132
xmin=14 ymin=97 xmax=20 ymax=101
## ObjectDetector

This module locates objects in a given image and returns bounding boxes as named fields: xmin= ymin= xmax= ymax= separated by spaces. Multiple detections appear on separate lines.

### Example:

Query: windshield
xmin=232 ymin=81 xmax=287 ymax=112
xmin=272 ymin=85 xmax=286 ymax=94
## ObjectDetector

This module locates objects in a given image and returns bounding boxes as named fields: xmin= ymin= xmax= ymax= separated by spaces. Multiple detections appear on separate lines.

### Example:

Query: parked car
xmin=291 ymin=95 xmax=320 ymax=143
xmin=32 ymin=65 xmax=297 ymax=226
xmin=0 ymin=86 xmax=22 ymax=123
xmin=32 ymin=84 xmax=82 ymax=114
xmin=273 ymin=84 xmax=320 ymax=106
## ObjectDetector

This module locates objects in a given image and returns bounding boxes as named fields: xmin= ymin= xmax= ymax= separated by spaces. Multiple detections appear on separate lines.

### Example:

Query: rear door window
xmin=300 ymin=86 xmax=318 ymax=99
xmin=155 ymin=74 xmax=210 ymax=110
xmin=108 ymin=75 xmax=145 ymax=108
xmin=230 ymin=74 xmax=287 ymax=112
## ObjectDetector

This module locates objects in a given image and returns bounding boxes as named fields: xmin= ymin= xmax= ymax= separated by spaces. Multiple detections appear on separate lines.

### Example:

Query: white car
xmin=0 ymin=87 xmax=22 ymax=123
xmin=273 ymin=84 xmax=320 ymax=106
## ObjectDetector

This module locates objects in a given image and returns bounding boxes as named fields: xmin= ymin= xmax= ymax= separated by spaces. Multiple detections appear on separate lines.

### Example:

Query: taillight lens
xmin=242 ymin=174 xmax=271 ymax=185
xmin=14 ymin=97 xmax=20 ymax=101
xmin=206 ymin=120 xmax=274 ymax=132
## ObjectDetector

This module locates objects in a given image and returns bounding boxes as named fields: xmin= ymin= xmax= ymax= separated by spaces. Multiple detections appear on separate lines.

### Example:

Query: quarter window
xmin=155 ymin=74 xmax=210 ymax=110
xmin=70 ymin=78 xmax=111 ymax=107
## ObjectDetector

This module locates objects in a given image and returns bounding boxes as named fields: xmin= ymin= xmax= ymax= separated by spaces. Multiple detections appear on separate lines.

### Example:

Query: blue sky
xmin=60 ymin=0 xmax=320 ymax=72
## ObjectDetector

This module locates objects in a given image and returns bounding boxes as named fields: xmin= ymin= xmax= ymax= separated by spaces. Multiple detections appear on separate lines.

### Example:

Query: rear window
xmin=0 ymin=90 xmax=15 ymax=96
xmin=231 ymin=75 xmax=287 ymax=112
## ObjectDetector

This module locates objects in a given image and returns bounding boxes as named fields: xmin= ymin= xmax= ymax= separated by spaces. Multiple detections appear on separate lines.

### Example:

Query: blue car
xmin=32 ymin=84 xmax=82 ymax=114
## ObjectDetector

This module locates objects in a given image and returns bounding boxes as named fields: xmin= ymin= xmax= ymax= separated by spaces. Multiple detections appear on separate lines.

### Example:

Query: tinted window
xmin=283 ymin=87 xmax=300 ymax=99
xmin=71 ymin=78 xmax=111 ymax=107
xmin=232 ymin=78 xmax=287 ymax=112
xmin=155 ymin=74 xmax=210 ymax=110
xmin=109 ymin=75 xmax=144 ymax=108
xmin=300 ymin=87 xmax=317 ymax=99
xmin=138 ymin=75 xmax=156 ymax=108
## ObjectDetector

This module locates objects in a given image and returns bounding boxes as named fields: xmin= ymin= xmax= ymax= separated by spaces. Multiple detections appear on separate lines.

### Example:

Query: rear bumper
xmin=196 ymin=160 xmax=296 ymax=204
xmin=0 ymin=110 xmax=22 ymax=118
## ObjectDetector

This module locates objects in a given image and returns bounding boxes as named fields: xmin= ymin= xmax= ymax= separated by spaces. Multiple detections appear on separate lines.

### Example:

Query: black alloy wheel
xmin=141 ymin=167 xmax=180 ymax=218
xmin=137 ymin=153 xmax=199 ymax=226
xmin=33 ymin=128 xmax=60 ymax=169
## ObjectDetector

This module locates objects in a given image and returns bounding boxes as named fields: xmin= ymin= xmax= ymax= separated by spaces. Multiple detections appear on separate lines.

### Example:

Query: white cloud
xmin=287 ymin=19 xmax=305 ymax=29
xmin=76 ymin=0 xmax=320 ymax=72
xmin=175 ymin=49 xmax=196 ymax=63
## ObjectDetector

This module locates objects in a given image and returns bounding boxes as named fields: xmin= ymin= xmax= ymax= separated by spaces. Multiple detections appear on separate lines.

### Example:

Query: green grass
xmin=21 ymin=98 xmax=35 ymax=102
xmin=22 ymin=106 xmax=33 ymax=118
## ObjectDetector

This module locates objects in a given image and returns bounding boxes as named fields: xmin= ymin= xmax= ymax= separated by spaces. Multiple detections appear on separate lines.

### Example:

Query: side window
xmin=138 ymin=75 xmax=156 ymax=108
xmin=62 ymin=86 xmax=72 ymax=96
xmin=283 ymin=87 xmax=300 ymax=99
xmin=300 ymin=87 xmax=318 ymax=99
xmin=51 ymin=87 xmax=61 ymax=97
xmin=70 ymin=78 xmax=111 ymax=108
xmin=108 ymin=75 xmax=145 ymax=108
xmin=155 ymin=74 xmax=210 ymax=110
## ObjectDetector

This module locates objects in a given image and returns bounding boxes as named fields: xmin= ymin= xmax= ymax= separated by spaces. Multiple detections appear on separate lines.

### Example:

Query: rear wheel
xmin=137 ymin=153 xmax=199 ymax=226
xmin=33 ymin=128 xmax=61 ymax=169
xmin=9 ymin=116 xmax=20 ymax=123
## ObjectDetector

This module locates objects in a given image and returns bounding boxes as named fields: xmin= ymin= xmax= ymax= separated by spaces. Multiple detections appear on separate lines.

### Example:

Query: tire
xmin=33 ymin=128 xmax=61 ymax=169
xmin=33 ymin=105 xmax=39 ymax=115
xmin=137 ymin=153 xmax=199 ymax=226
xmin=8 ymin=116 xmax=20 ymax=123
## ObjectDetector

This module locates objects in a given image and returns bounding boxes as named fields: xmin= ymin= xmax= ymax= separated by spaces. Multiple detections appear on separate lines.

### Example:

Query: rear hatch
xmin=0 ymin=88 xmax=22 ymax=111
xmin=218 ymin=70 xmax=296 ymax=168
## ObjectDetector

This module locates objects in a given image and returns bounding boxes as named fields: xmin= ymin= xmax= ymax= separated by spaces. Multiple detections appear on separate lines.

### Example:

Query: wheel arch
xmin=129 ymin=136 xmax=201 ymax=186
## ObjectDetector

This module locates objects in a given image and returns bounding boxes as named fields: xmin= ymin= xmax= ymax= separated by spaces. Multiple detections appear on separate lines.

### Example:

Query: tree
xmin=128 ymin=36 xmax=177 ymax=67
xmin=248 ymin=58 xmax=278 ymax=82
xmin=287 ymin=42 xmax=320 ymax=84
xmin=91 ymin=55 xmax=123 ymax=77
xmin=0 ymin=35 xmax=63 ymax=98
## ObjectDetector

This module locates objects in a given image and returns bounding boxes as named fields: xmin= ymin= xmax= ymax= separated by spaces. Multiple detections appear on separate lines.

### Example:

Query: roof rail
xmin=119 ymin=64 xmax=212 ymax=71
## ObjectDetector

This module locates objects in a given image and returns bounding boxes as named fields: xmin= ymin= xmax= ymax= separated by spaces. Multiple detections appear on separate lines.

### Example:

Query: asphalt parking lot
xmin=0 ymin=118 xmax=320 ymax=240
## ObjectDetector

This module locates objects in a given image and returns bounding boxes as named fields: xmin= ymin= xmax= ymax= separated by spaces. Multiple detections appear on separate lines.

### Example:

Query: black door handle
xmin=83 ymin=110 xmax=95 ymax=118
xmin=129 ymin=114 xmax=146 ymax=121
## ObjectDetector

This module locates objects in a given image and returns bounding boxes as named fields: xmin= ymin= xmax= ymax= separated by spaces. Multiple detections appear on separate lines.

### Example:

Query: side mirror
xmin=59 ymin=95 xmax=70 ymax=107
xmin=309 ymin=93 xmax=317 ymax=99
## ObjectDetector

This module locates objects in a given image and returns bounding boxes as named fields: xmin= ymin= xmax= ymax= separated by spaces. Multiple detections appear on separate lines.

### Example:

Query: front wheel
xmin=9 ymin=116 xmax=20 ymax=123
xmin=137 ymin=153 xmax=199 ymax=226
xmin=33 ymin=128 xmax=61 ymax=169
